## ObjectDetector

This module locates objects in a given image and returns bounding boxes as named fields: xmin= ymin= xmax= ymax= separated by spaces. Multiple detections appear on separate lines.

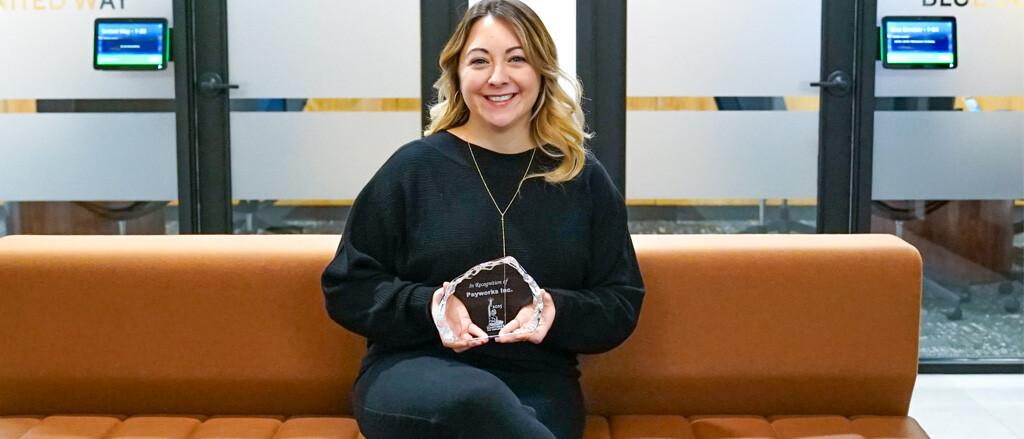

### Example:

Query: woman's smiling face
xmin=457 ymin=15 xmax=541 ymax=134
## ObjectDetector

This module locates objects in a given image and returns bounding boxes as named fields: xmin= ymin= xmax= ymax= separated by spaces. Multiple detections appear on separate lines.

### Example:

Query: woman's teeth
xmin=487 ymin=94 xmax=514 ymax=102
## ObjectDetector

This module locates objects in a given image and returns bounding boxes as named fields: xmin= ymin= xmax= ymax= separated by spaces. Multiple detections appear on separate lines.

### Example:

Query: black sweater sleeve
xmin=541 ymin=159 xmax=646 ymax=354
xmin=321 ymin=155 xmax=437 ymax=348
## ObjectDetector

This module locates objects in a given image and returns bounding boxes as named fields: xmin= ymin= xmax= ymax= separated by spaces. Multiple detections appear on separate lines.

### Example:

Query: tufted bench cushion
xmin=608 ymin=414 xmax=929 ymax=439
xmin=0 ymin=414 xmax=928 ymax=439
xmin=0 ymin=416 xmax=362 ymax=439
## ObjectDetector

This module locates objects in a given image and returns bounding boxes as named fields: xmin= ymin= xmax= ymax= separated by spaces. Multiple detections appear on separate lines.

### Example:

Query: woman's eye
xmin=510 ymin=56 xmax=526 ymax=63
xmin=470 ymin=58 xmax=488 ymax=65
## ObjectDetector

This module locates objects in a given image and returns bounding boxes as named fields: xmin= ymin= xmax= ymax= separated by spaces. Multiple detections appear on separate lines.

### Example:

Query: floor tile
xmin=909 ymin=375 xmax=977 ymax=411
xmin=907 ymin=408 xmax=1020 ymax=439
xmin=988 ymin=408 xmax=1024 ymax=436
xmin=910 ymin=374 xmax=1024 ymax=439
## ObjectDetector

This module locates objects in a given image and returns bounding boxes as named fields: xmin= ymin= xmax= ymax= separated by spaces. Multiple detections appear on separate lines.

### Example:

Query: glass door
xmin=871 ymin=1 xmax=1023 ymax=363
xmin=624 ymin=0 xmax=824 ymax=234
xmin=177 ymin=0 xmax=881 ymax=242
xmin=216 ymin=0 xmax=576 ymax=234
xmin=222 ymin=0 xmax=422 ymax=234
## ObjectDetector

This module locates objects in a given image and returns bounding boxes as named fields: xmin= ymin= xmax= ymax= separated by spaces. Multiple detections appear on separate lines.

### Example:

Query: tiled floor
xmin=910 ymin=374 xmax=1024 ymax=439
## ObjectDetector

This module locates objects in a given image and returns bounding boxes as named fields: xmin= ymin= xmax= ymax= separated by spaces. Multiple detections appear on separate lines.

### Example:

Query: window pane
xmin=625 ymin=0 xmax=821 ymax=234
xmin=1 ymin=1 xmax=178 ymax=236
xmin=872 ymin=1 xmax=1023 ymax=360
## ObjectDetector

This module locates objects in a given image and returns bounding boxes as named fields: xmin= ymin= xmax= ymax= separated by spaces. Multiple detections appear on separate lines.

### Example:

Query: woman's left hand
xmin=497 ymin=289 xmax=555 ymax=344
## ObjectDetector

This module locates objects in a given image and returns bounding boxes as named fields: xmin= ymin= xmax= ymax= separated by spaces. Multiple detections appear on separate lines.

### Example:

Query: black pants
xmin=352 ymin=350 xmax=586 ymax=439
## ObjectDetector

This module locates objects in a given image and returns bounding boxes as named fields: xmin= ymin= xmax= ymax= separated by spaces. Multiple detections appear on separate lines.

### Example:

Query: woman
xmin=321 ymin=1 xmax=644 ymax=438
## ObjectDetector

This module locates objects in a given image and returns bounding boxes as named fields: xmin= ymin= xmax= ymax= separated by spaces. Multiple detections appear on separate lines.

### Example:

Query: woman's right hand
xmin=431 ymin=282 xmax=488 ymax=353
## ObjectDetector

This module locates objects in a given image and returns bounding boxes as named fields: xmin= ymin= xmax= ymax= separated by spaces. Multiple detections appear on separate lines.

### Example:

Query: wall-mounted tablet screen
xmin=881 ymin=16 xmax=956 ymax=69
xmin=94 ymin=18 xmax=168 ymax=70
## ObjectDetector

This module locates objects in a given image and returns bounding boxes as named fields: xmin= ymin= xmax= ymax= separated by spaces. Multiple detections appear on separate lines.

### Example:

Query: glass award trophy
xmin=433 ymin=256 xmax=543 ymax=343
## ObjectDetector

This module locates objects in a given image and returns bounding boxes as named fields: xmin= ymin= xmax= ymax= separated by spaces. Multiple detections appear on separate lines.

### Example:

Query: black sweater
xmin=321 ymin=130 xmax=645 ymax=376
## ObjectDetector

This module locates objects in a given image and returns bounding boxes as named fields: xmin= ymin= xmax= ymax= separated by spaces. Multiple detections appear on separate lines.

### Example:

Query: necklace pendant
xmin=466 ymin=142 xmax=535 ymax=261
xmin=437 ymin=144 xmax=542 ymax=342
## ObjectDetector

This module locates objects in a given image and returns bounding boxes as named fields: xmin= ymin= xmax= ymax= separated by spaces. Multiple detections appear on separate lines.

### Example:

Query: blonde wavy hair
xmin=424 ymin=0 xmax=590 ymax=183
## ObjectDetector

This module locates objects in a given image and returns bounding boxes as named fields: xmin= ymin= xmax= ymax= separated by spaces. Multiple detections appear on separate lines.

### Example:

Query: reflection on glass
xmin=626 ymin=200 xmax=817 ymax=235
xmin=1 ymin=99 xmax=179 ymax=237
xmin=231 ymin=200 xmax=348 ymax=235
xmin=229 ymin=199 xmax=822 ymax=236
xmin=3 ymin=202 xmax=177 ymax=236
xmin=873 ymin=200 xmax=1023 ymax=359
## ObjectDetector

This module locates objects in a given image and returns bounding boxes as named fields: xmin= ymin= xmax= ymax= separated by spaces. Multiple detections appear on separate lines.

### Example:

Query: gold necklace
xmin=467 ymin=142 xmax=536 ymax=257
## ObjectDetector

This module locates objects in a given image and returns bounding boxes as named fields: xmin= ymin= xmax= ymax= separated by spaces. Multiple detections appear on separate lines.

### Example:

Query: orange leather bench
xmin=0 ymin=234 xmax=927 ymax=439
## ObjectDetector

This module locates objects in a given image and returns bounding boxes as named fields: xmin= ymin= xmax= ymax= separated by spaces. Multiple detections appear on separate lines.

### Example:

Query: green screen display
xmin=94 ymin=19 xmax=167 ymax=70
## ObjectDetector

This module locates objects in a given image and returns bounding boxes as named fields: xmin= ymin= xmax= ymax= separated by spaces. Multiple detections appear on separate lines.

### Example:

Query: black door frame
xmin=173 ymin=0 xmax=233 ymax=233
xmin=576 ymin=0 xmax=627 ymax=194
xmin=816 ymin=0 xmax=877 ymax=233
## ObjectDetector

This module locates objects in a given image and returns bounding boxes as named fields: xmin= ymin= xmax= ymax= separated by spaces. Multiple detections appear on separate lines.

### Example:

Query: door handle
xmin=810 ymin=70 xmax=851 ymax=96
xmin=198 ymin=72 xmax=239 ymax=96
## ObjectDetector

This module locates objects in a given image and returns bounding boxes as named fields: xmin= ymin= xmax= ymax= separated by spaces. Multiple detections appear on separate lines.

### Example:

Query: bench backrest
xmin=581 ymin=234 xmax=921 ymax=416
xmin=0 ymin=234 xmax=920 ymax=416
